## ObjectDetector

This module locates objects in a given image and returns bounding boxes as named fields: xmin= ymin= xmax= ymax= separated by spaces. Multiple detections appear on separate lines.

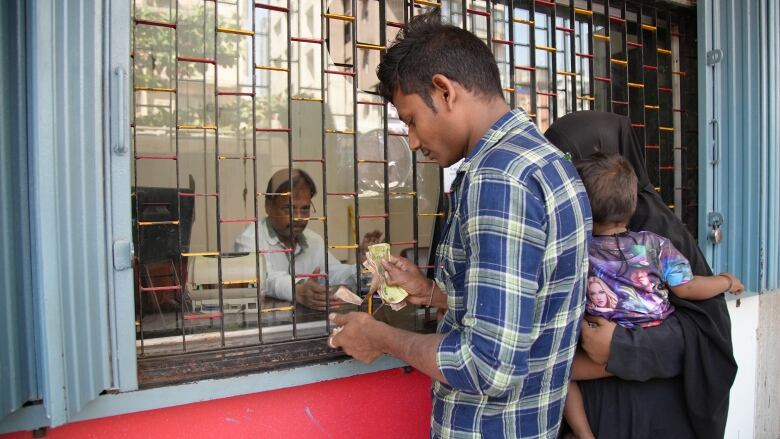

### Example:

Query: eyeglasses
xmin=271 ymin=203 xmax=316 ymax=219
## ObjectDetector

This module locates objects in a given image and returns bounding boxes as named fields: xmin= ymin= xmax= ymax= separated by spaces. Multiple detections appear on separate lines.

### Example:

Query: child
xmin=563 ymin=153 xmax=744 ymax=439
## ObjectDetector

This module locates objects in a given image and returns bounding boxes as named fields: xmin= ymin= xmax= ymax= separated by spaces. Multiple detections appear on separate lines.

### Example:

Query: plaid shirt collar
xmin=458 ymin=109 xmax=533 ymax=176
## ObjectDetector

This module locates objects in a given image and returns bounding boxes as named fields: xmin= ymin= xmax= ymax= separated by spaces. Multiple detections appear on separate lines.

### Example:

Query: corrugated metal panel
xmin=762 ymin=0 xmax=780 ymax=290
xmin=699 ymin=0 xmax=780 ymax=291
xmin=0 ymin=0 xmax=38 ymax=420
xmin=27 ymin=0 xmax=111 ymax=424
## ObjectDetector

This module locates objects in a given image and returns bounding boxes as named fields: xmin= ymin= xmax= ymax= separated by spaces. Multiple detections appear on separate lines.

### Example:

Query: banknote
xmin=366 ymin=243 xmax=408 ymax=308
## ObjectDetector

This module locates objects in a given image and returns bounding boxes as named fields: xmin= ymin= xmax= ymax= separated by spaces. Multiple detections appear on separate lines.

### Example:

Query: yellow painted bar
xmin=325 ymin=128 xmax=355 ymax=135
xmin=138 ymin=220 xmax=179 ymax=226
xmin=503 ymin=87 xmax=515 ymax=92
xmin=577 ymin=95 xmax=595 ymax=101
xmin=261 ymin=306 xmax=295 ymax=313
xmin=257 ymin=191 xmax=292 ymax=197
xmin=182 ymin=252 xmax=219 ymax=257
xmin=672 ymin=71 xmax=687 ymax=76
xmin=134 ymin=86 xmax=176 ymax=93
xmin=291 ymin=96 xmax=324 ymax=102
xmin=660 ymin=126 xmax=675 ymax=132
xmin=356 ymin=42 xmax=385 ymax=51
xmin=293 ymin=216 xmax=327 ymax=221
xmin=657 ymin=48 xmax=672 ymax=55
xmin=557 ymin=71 xmax=577 ymax=77
xmin=329 ymin=244 xmax=359 ymax=249
xmin=323 ymin=13 xmax=354 ymax=21
xmin=414 ymin=0 xmax=441 ymax=7
xmin=574 ymin=7 xmax=593 ymax=16
xmin=628 ymin=82 xmax=644 ymax=88
xmin=390 ymin=191 xmax=417 ymax=196
xmin=256 ymin=64 xmax=289 ymax=72
xmin=513 ymin=18 xmax=534 ymax=25
xmin=645 ymin=104 xmax=660 ymax=110
xmin=611 ymin=58 xmax=628 ymax=66
xmin=178 ymin=124 xmax=217 ymax=131
xmin=418 ymin=212 xmax=445 ymax=217
xmin=593 ymin=34 xmax=610 ymax=42
xmin=536 ymin=45 xmax=556 ymax=53
xmin=217 ymin=27 xmax=254 ymax=36
xmin=223 ymin=279 xmax=258 ymax=285
xmin=641 ymin=24 xmax=657 ymax=32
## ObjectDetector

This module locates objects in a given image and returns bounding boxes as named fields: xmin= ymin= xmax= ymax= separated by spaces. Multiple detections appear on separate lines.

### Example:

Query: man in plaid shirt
xmin=329 ymin=11 xmax=591 ymax=438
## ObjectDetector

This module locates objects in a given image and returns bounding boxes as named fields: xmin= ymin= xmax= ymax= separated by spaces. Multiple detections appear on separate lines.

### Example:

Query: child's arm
xmin=670 ymin=272 xmax=744 ymax=300
xmin=571 ymin=348 xmax=612 ymax=381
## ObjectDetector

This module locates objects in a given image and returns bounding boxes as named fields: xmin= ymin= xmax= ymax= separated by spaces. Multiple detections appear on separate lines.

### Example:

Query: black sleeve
xmin=605 ymin=313 xmax=685 ymax=381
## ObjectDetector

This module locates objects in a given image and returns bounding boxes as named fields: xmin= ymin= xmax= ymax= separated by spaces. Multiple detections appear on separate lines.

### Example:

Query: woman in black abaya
xmin=545 ymin=111 xmax=737 ymax=439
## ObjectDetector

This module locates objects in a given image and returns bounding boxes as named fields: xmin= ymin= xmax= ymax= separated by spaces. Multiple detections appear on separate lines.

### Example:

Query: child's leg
xmin=571 ymin=348 xmax=613 ymax=381
xmin=564 ymin=381 xmax=595 ymax=439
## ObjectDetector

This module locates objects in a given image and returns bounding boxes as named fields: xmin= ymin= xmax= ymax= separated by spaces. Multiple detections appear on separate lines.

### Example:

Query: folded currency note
xmin=366 ymin=243 xmax=408 ymax=310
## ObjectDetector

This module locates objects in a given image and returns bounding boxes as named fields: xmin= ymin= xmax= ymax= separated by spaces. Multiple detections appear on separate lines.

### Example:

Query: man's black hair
xmin=265 ymin=168 xmax=317 ymax=203
xmin=376 ymin=10 xmax=503 ymax=109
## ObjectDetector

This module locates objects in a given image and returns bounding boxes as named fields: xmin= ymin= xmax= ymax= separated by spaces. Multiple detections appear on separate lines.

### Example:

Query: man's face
xmin=265 ymin=186 xmax=313 ymax=244
xmin=392 ymin=87 xmax=465 ymax=168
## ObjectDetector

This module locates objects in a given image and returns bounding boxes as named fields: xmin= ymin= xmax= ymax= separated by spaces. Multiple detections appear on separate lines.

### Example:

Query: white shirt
xmin=233 ymin=219 xmax=358 ymax=301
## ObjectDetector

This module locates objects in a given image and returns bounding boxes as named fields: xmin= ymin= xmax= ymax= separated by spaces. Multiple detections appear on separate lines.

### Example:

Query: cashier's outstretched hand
xmin=295 ymin=267 xmax=345 ymax=310
xmin=328 ymin=312 xmax=382 ymax=363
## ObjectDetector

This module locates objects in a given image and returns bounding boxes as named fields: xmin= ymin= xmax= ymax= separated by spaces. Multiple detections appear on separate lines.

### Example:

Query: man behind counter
xmin=234 ymin=169 xmax=381 ymax=310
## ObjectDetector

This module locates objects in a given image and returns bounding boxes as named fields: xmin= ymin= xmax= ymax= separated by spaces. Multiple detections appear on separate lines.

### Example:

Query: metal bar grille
xmin=131 ymin=0 xmax=697 ymax=384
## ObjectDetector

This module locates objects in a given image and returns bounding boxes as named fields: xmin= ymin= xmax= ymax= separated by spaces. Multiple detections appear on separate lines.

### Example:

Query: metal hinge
xmin=113 ymin=239 xmax=133 ymax=270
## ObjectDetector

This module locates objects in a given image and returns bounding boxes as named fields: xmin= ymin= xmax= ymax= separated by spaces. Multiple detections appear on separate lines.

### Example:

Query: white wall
xmin=724 ymin=295 xmax=759 ymax=439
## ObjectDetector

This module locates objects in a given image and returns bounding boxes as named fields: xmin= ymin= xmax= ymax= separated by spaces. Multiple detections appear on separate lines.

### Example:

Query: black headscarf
xmin=545 ymin=111 xmax=737 ymax=439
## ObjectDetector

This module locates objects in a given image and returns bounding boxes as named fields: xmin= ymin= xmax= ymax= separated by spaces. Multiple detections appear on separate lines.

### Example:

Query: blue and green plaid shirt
xmin=432 ymin=109 xmax=592 ymax=438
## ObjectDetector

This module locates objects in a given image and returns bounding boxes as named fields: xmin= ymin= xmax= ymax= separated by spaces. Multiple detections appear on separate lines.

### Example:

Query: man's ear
xmin=431 ymin=74 xmax=456 ymax=110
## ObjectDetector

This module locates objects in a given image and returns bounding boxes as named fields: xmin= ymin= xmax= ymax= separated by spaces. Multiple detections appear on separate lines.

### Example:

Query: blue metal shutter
xmin=0 ymin=0 xmax=38 ymax=421
xmin=26 ymin=0 xmax=112 ymax=424
xmin=699 ymin=0 xmax=780 ymax=291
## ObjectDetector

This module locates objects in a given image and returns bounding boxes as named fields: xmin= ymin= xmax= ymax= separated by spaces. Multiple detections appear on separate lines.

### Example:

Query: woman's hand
xmin=580 ymin=315 xmax=616 ymax=365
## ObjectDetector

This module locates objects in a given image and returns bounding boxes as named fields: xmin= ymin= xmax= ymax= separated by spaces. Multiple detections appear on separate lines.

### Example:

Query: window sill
xmin=72 ymin=355 xmax=405 ymax=424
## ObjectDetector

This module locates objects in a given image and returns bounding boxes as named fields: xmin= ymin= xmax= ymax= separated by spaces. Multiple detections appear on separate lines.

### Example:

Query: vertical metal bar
xmin=486 ymin=0 xmax=492 ymax=53
xmin=214 ymin=0 xmax=226 ymax=347
xmin=587 ymin=0 xmax=594 ymax=109
xmin=251 ymin=0 xmax=263 ymax=342
xmin=351 ymin=0 xmax=362 ymax=305
xmin=636 ymin=3 xmax=646 ymax=151
xmin=550 ymin=1 xmax=558 ymax=122
xmin=568 ymin=0 xmax=576 ymax=112
xmin=605 ymin=0 xmax=612 ymax=112
xmin=671 ymin=12 xmax=682 ymax=218
xmin=131 ymin=0 xmax=144 ymax=356
xmin=323 ymin=0 xmax=332 ymax=324
xmin=381 ymin=0 xmax=390 ymax=264
xmin=508 ymin=0 xmax=516 ymax=108
xmin=287 ymin=0 xmax=296 ymax=339
xmin=530 ymin=0 xmax=537 ymax=119
xmin=175 ymin=0 xmax=186 ymax=350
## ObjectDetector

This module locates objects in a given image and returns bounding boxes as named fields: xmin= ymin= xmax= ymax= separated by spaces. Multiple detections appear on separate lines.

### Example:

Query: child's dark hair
xmin=376 ymin=10 xmax=503 ymax=110
xmin=575 ymin=152 xmax=638 ymax=224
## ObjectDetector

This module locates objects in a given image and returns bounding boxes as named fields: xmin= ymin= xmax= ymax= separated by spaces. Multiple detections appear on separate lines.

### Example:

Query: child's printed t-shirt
xmin=586 ymin=230 xmax=694 ymax=328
